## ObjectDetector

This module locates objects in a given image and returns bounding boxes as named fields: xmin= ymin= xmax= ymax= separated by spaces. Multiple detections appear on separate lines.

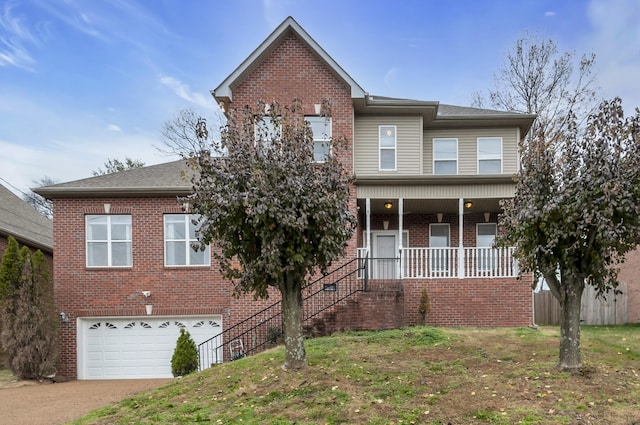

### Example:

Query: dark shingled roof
xmin=33 ymin=159 xmax=194 ymax=199
xmin=0 ymin=183 xmax=53 ymax=252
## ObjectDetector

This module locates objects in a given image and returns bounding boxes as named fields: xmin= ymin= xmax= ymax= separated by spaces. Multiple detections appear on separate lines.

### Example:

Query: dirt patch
xmin=0 ymin=378 xmax=172 ymax=425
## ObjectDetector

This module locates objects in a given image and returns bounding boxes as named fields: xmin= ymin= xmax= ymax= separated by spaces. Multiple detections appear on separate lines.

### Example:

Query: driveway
xmin=0 ymin=378 xmax=172 ymax=425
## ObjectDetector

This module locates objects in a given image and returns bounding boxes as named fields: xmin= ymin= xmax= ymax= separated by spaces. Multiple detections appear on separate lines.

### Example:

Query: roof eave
xmin=33 ymin=187 xmax=192 ymax=199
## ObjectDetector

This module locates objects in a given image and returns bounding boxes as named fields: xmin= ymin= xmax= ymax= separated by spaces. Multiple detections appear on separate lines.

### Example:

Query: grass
xmin=68 ymin=325 xmax=640 ymax=424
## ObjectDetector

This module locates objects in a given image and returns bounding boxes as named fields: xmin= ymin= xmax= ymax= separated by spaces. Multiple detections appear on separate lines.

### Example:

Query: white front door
xmin=477 ymin=223 xmax=497 ymax=270
xmin=78 ymin=316 xmax=222 ymax=379
xmin=430 ymin=224 xmax=450 ymax=272
xmin=375 ymin=234 xmax=397 ymax=278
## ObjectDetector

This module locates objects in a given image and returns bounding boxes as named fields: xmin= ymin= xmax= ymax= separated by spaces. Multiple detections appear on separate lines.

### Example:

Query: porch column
xmin=458 ymin=197 xmax=464 ymax=279
xmin=398 ymin=197 xmax=403 ymax=278
xmin=366 ymin=198 xmax=371 ymax=256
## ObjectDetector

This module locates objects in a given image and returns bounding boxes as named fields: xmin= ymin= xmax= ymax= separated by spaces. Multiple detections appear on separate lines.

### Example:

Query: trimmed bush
xmin=171 ymin=328 xmax=198 ymax=377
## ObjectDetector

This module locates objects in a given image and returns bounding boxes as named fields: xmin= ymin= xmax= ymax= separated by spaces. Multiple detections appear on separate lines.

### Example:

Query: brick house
xmin=35 ymin=17 xmax=537 ymax=380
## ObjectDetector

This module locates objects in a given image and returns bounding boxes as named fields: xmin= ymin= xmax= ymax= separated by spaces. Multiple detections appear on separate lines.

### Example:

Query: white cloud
xmin=107 ymin=124 xmax=122 ymax=132
xmin=158 ymin=75 xmax=216 ymax=111
xmin=545 ymin=11 xmax=556 ymax=17
xmin=0 ymin=1 xmax=37 ymax=70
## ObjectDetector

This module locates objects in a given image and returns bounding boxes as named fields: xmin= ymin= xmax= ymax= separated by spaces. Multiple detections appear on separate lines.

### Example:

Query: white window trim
xmin=477 ymin=137 xmax=503 ymax=174
xmin=433 ymin=138 xmax=458 ymax=175
xmin=85 ymin=215 xmax=132 ymax=268
xmin=164 ymin=214 xmax=211 ymax=267
xmin=378 ymin=125 xmax=397 ymax=171
xmin=305 ymin=116 xmax=332 ymax=163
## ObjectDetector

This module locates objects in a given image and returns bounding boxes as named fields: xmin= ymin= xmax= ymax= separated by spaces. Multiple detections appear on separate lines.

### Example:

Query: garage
xmin=77 ymin=316 xmax=222 ymax=379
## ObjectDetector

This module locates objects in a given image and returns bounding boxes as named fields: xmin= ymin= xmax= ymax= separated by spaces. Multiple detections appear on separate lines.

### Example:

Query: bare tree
xmin=473 ymin=33 xmax=598 ymax=138
xmin=159 ymin=108 xmax=225 ymax=157
xmin=23 ymin=176 xmax=57 ymax=220
xmin=500 ymin=98 xmax=640 ymax=371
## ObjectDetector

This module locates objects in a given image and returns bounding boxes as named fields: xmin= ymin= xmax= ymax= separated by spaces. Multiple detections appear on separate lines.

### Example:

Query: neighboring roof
xmin=213 ymin=16 xmax=367 ymax=105
xmin=0 ymin=182 xmax=53 ymax=253
xmin=33 ymin=160 xmax=193 ymax=199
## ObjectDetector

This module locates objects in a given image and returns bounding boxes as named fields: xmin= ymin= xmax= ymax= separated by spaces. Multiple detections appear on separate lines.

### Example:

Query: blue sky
xmin=1 ymin=0 xmax=639 ymax=197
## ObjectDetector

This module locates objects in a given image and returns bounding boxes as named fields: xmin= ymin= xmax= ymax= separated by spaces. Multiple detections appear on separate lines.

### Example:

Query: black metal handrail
xmin=197 ymin=256 xmax=366 ymax=370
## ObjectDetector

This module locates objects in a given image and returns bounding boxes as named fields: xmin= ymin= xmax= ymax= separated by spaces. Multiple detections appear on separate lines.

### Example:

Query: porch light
xmin=384 ymin=201 xmax=393 ymax=209
xmin=464 ymin=201 xmax=473 ymax=209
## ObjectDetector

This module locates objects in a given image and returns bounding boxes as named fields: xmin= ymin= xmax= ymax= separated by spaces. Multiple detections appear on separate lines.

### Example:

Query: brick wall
xmin=618 ymin=248 xmax=640 ymax=323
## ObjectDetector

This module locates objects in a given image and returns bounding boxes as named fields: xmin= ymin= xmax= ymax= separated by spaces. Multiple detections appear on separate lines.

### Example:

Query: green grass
xmin=67 ymin=325 xmax=640 ymax=425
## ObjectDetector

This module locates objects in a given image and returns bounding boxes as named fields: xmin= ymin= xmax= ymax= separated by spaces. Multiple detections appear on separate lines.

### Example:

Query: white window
xmin=306 ymin=116 xmax=331 ymax=162
xmin=86 ymin=215 xmax=132 ymax=267
xmin=254 ymin=117 xmax=280 ymax=145
xmin=477 ymin=223 xmax=497 ymax=270
xmin=379 ymin=125 xmax=396 ymax=171
xmin=433 ymin=138 xmax=458 ymax=175
xmin=477 ymin=137 xmax=502 ymax=174
xmin=164 ymin=214 xmax=210 ymax=267
xmin=429 ymin=223 xmax=450 ymax=271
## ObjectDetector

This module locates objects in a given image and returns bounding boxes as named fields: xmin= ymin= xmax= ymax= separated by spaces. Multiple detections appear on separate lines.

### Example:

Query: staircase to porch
xmin=197 ymin=256 xmax=384 ymax=370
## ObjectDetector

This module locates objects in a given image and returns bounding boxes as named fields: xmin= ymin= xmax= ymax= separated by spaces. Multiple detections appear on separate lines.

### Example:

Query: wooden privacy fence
xmin=534 ymin=281 xmax=628 ymax=325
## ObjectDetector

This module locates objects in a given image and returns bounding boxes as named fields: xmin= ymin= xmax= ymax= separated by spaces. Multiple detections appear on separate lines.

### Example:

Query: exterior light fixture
xmin=384 ymin=201 xmax=393 ymax=209
xmin=464 ymin=201 xmax=473 ymax=209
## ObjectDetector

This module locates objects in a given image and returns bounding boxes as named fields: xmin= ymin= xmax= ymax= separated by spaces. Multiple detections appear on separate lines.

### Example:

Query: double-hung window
xmin=305 ymin=116 xmax=331 ymax=162
xmin=477 ymin=137 xmax=502 ymax=174
xmin=433 ymin=138 xmax=458 ymax=174
xmin=379 ymin=125 xmax=396 ymax=171
xmin=164 ymin=214 xmax=210 ymax=266
xmin=254 ymin=117 xmax=280 ymax=146
xmin=86 ymin=215 xmax=132 ymax=267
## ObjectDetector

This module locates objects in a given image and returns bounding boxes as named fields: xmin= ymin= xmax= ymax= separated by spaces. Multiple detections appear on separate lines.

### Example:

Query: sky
xmin=1 ymin=0 xmax=639 ymax=197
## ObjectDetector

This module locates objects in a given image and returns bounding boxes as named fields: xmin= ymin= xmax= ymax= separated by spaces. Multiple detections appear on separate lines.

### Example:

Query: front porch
xmin=357 ymin=196 xmax=518 ymax=279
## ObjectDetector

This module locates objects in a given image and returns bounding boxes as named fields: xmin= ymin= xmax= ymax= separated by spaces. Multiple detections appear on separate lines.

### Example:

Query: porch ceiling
xmin=358 ymin=198 xmax=504 ymax=215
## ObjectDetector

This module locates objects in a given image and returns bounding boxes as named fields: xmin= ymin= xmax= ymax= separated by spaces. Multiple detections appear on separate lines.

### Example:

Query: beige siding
xmin=356 ymin=183 xmax=515 ymax=199
xmin=424 ymin=128 xmax=518 ymax=175
xmin=354 ymin=116 xmax=422 ymax=176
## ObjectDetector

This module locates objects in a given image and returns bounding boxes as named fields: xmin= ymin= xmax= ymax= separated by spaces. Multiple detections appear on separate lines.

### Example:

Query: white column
xmin=459 ymin=197 xmax=464 ymax=279
xmin=398 ymin=197 xmax=404 ymax=278
xmin=366 ymin=198 xmax=371 ymax=256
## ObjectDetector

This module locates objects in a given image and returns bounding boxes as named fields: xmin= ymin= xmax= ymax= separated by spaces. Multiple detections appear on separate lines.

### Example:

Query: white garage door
xmin=78 ymin=316 xmax=222 ymax=380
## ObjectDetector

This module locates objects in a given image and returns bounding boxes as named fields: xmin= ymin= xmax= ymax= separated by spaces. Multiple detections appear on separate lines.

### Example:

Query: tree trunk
xmin=557 ymin=276 xmax=585 ymax=371
xmin=280 ymin=272 xmax=307 ymax=370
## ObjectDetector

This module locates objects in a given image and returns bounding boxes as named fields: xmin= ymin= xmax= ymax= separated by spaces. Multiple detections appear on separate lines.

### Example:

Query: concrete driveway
xmin=0 ymin=378 xmax=172 ymax=425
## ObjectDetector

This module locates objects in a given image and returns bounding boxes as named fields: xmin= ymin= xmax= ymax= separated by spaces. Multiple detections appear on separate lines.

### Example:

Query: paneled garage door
xmin=78 ymin=316 xmax=222 ymax=380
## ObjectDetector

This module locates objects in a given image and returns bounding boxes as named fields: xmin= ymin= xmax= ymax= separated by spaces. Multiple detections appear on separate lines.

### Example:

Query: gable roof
xmin=33 ymin=160 xmax=193 ymax=199
xmin=213 ymin=16 xmax=366 ymax=105
xmin=0 ymin=182 xmax=53 ymax=252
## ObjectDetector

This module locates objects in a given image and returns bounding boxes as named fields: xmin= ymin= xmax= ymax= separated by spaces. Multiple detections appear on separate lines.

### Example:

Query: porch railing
xmin=359 ymin=246 xmax=518 ymax=279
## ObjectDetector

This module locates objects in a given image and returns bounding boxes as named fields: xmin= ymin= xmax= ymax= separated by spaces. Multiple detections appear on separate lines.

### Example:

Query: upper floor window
xmin=477 ymin=137 xmax=502 ymax=174
xmin=379 ymin=125 xmax=396 ymax=171
xmin=254 ymin=117 xmax=280 ymax=146
xmin=164 ymin=214 xmax=210 ymax=267
xmin=306 ymin=116 xmax=332 ymax=162
xmin=433 ymin=138 xmax=458 ymax=175
xmin=86 ymin=215 xmax=132 ymax=267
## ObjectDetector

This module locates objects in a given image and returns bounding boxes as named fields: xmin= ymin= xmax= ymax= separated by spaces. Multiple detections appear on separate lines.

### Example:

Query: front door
xmin=374 ymin=234 xmax=397 ymax=278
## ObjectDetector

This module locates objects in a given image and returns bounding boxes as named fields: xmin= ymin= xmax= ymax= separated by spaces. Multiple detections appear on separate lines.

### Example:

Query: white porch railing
xmin=463 ymin=247 xmax=518 ymax=278
xmin=358 ymin=246 xmax=518 ymax=279
xmin=402 ymin=247 xmax=459 ymax=278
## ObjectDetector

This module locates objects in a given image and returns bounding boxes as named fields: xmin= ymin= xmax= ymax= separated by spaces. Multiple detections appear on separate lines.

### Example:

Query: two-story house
xmin=35 ymin=17 xmax=536 ymax=380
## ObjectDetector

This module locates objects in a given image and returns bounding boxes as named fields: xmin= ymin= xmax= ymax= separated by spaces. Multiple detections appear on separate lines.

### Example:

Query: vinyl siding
xmin=424 ymin=128 xmax=518 ymax=175
xmin=354 ymin=116 xmax=422 ymax=176
xmin=356 ymin=183 xmax=515 ymax=200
